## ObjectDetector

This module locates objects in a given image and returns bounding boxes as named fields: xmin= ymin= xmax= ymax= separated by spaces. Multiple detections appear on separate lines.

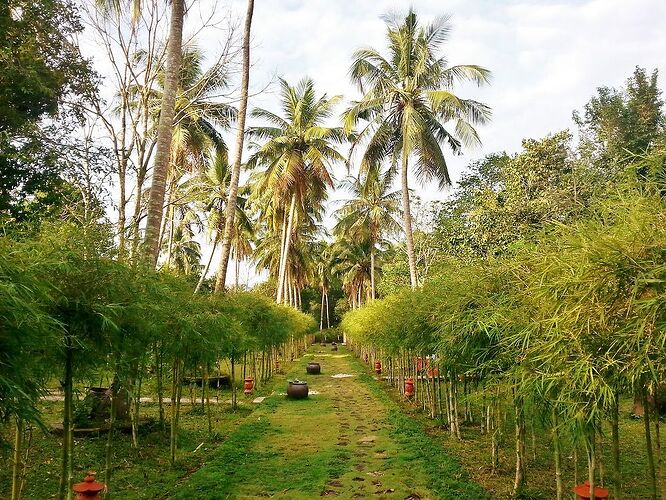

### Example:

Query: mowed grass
xmin=176 ymin=346 xmax=486 ymax=499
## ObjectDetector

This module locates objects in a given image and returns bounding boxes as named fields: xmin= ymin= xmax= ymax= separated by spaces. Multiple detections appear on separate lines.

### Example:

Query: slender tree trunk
xmin=235 ymin=244 xmax=241 ymax=288
xmin=400 ymin=151 xmax=417 ymax=288
xmin=195 ymin=234 xmax=219 ymax=293
xmin=611 ymin=394 xmax=622 ymax=499
xmin=11 ymin=418 xmax=23 ymax=500
xmin=587 ymin=431 xmax=597 ymax=500
xmin=276 ymin=194 xmax=297 ymax=303
xmin=105 ymin=376 xmax=118 ymax=498
xmin=513 ymin=394 xmax=526 ymax=496
xmin=320 ymin=288 xmax=325 ymax=330
xmin=142 ymin=0 xmax=185 ymax=265
xmin=275 ymin=213 xmax=288 ymax=301
xmin=643 ymin=387 xmax=658 ymax=500
xmin=552 ymin=409 xmax=563 ymax=500
xmin=58 ymin=339 xmax=73 ymax=500
xmin=214 ymin=0 xmax=254 ymax=291
xmin=325 ymin=291 xmax=330 ymax=329
xmin=370 ymin=242 xmax=376 ymax=300
xmin=231 ymin=354 xmax=237 ymax=410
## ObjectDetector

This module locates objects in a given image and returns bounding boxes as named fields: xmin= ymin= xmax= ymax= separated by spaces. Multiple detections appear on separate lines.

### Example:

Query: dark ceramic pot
xmin=331 ymin=342 xmax=338 ymax=352
xmin=287 ymin=380 xmax=309 ymax=399
xmin=306 ymin=362 xmax=321 ymax=374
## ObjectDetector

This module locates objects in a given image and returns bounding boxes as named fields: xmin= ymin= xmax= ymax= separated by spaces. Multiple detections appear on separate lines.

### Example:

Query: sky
xmin=83 ymin=0 xmax=666 ymax=286
xmin=194 ymin=0 xmax=666 ymax=198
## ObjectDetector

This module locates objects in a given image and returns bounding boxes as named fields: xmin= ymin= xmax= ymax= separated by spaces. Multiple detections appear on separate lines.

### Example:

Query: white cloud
xmin=83 ymin=0 xmax=666 ymax=283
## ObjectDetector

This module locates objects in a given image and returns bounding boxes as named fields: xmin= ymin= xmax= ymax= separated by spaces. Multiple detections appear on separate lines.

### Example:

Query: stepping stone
xmin=331 ymin=373 xmax=354 ymax=378
xmin=358 ymin=435 xmax=377 ymax=444
xmin=252 ymin=397 xmax=266 ymax=404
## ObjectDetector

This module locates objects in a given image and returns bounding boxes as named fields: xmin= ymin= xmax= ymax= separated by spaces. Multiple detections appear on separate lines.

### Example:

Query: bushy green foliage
xmin=343 ymin=183 xmax=666 ymax=434
xmin=0 ymin=221 xmax=315 ymax=428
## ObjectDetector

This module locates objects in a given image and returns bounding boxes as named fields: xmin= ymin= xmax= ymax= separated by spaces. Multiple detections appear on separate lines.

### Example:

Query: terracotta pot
xmin=72 ymin=472 xmax=105 ymax=500
xmin=287 ymin=380 xmax=309 ymax=399
xmin=573 ymin=480 xmax=609 ymax=499
xmin=243 ymin=377 xmax=254 ymax=395
xmin=306 ymin=362 xmax=321 ymax=374
xmin=405 ymin=378 xmax=415 ymax=397
xmin=374 ymin=360 xmax=382 ymax=375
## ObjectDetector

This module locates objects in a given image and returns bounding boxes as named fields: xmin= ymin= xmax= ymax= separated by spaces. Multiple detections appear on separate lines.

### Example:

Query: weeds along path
xmin=174 ymin=345 xmax=486 ymax=499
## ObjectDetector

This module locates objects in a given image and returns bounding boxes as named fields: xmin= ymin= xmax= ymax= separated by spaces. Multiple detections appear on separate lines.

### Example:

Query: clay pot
xmin=374 ymin=360 xmax=382 ymax=375
xmin=72 ymin=472 xmax=105 ymax=500
xmin=405 ymin=378 xmax=415 ymax=397
xmin=243 ymin=377 xmax=254 ymax=395
xmin=287 ymin=380 xmax=309 ymax=399
xmin=331 ymin=343 xmax=338 ymax=352
xmin=573 ymin=480 xmax=609 ymax=499
xmin=306 ymin=362 xmax=321 ymax=375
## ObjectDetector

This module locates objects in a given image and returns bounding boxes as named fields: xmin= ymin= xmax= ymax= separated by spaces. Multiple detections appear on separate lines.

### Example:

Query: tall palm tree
xmin=246 ymin=77 xmax=346 ymax=303
xmin=183 ymin=152 xmax=253 ymax=293
xmin=215 ymin=0 xmax=255 ymax=292
xmin=313 ymin=241 xmax=335 ymax=329
xmin=334 ymin=166 xmax=401 ymax=299
xmin=138 ymin=47 xmax=235 ymax=268
xmin=142 ymin=0 xmax=187 ymax=266
xmin=332 ymin=237 xmax=375 ymax=309
xmin=344 ymin=9 xmax=491 ymax=288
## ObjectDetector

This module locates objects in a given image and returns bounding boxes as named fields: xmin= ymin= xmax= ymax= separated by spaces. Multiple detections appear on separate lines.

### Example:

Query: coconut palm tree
xmin=139 ymin=47 xmax=235 ymax=267
xmin=334 ymin=166 xmax=401 ymax=299
xmin=215 ymin=0 xmax=254 ymax=292
xmin=142 ymin=0 xmax=187 ymax=265
xmin=245 ymin=77 xmax=347 ymax=303
xmin=183 ymin=152 xmax=253 ymax=293
xmin=332 ymin=237 xmax=375 ymax=309
xmin=344 ymin=9 xmax=491 ymax=288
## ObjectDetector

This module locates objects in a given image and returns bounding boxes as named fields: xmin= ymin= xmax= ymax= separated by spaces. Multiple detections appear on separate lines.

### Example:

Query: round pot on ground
xmin=287 ymin=380 xmax=309 ymax=399
xmin=331 ymin=342 xmax=338 ymax=352
xmin=306 ymin=362 xmax=321 ymax=375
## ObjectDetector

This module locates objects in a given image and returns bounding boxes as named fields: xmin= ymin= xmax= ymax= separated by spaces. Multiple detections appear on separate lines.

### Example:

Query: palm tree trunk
xmin=142 ymin=0 xmax=185 ymax=266
xmin=400 ymin=151 xmax=418 ymax=288
xmin=194 ymin=234 xmax=219 ymax=293
xmin=235 ymin=244 xmax=241 ymax=288
xmin=320 ymin=288 xmax=325 ymax=330
xmin=325 ymin=290 xmax=330 ymax=328
xmin=214 ymin=0 xmax=254 ymax=292
xmin=276 ymin=193 xmax=296 ymax=303
xmin=276 ymin=213 xmax=288 ymax=301
xmin=370 ymin=242 xmax=376 ymax=300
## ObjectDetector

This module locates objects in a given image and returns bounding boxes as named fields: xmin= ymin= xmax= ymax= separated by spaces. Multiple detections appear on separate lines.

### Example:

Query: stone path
xmin=174 ymin=346 xmax=484 ymax=499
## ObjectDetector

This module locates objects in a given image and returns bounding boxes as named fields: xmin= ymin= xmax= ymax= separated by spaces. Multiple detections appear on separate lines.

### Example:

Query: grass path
xmin=175 ymin=346 xmax=487 ymax=499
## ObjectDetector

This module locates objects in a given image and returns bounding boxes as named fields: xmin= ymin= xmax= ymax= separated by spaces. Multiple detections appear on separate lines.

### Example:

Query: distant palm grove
xmin=1 ymin=0 xmax=666 ymax=499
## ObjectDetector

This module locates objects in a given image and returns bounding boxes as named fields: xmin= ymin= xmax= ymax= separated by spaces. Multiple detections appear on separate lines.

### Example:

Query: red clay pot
xmin=405 ymin=378 xmax=415 ymax=397
xmin=374 ymin=360 xmax=382 ymax=375
xmin=72 ymin=472 xmax=105 ymax=500
xmin=243 ymin=377 xmax=254 ymax=395
xmin=573 ymin=480 xmax=609 ymax=499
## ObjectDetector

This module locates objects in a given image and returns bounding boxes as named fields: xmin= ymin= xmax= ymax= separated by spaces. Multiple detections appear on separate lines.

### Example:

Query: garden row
xmin=0 ymin=222 xmax=315 ymax=499
xmin=342 ymin=192 xmax=666 ymax=499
